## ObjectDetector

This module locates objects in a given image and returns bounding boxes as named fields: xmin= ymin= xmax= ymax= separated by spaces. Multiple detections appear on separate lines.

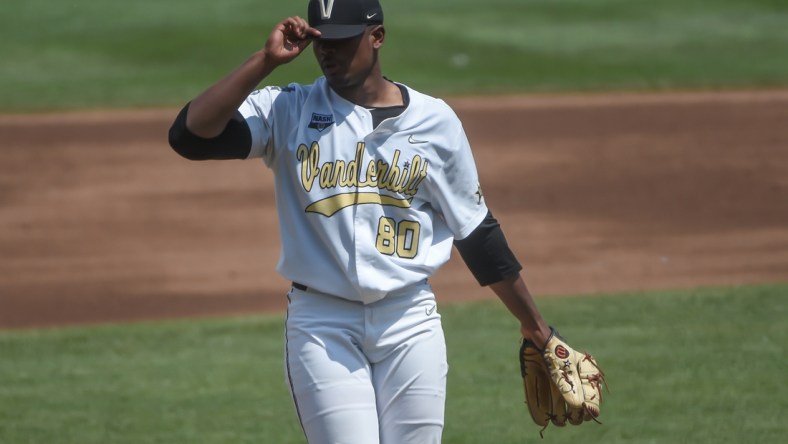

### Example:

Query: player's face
xmin=313 ymin=26 xmax=382 ymax=93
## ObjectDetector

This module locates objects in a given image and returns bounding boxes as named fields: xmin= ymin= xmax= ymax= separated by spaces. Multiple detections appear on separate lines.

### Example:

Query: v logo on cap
xmin=319 ymin=0 xmax=335 ymax=19
xmin=308 ymin=0 xmax=384 ymax=40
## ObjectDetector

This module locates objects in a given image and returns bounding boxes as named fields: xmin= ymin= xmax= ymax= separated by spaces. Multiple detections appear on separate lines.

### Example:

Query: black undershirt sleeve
xmin=168 ymin=102 xmax=253 ymax=160
xmin=454 ymin=210 xmax=523 ymax=286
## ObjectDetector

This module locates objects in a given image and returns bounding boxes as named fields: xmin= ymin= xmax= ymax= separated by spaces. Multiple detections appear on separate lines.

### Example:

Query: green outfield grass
xmin=1 ymin=284 xmax=785 ymax=443
xmin=1 ymin=0 xmax=787 ymax=111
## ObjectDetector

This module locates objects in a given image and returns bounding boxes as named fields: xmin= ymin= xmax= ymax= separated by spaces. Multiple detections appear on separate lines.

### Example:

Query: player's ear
xmin=370 ymin=25 xmax=385 ymax=49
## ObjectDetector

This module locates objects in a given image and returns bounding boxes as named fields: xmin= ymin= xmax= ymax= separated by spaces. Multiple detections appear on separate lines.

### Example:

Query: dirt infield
xmin=1 ymin=90 xmax=787 ymax=329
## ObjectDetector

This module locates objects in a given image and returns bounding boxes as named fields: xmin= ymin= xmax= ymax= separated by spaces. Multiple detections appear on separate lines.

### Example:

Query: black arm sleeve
xmin=453 ymin=210 xmax=523 ymax=286
xmin=168 ymin=102 xmax=253 ymax=160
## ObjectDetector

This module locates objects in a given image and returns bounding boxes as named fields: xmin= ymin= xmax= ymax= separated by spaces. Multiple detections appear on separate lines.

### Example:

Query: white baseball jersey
xmin=239 ymin=77 xmax=488 ymax=303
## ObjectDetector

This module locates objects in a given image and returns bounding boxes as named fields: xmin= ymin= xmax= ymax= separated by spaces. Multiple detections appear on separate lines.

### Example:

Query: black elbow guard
xmin=454 ymin=211 xmax=522 ymax=286
xmin=168 ymin=103 xmax=253 ymax=160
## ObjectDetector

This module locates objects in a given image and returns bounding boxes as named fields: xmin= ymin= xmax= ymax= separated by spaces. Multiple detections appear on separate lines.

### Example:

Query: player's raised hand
xmin=264 ymin=16 xmax=321 ymax=66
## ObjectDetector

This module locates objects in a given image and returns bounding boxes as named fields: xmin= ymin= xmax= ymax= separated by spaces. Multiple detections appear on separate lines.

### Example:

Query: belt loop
xmin=292 ymin=282 xmax=308 ymax=291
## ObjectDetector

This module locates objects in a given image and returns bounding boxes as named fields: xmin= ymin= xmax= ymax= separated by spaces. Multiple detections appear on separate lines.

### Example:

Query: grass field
xmin=1 ymin=0 xmax=787 ymax=111
xmin=1 ymin=284 xmax=785 ymax=443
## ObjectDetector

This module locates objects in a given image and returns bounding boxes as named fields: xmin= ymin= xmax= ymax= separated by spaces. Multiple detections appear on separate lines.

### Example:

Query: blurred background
xmin=2 ymin=0 xmax=787 ymax=111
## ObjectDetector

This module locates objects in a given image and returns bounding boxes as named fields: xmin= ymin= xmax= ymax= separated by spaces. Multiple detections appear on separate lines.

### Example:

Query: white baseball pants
xmin=284 ymin=282 xmax=448 ymax=444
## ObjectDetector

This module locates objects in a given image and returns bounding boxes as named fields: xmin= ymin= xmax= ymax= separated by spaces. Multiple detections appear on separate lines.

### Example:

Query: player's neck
xmin=333 ymin=74 xmax=403 ymax=109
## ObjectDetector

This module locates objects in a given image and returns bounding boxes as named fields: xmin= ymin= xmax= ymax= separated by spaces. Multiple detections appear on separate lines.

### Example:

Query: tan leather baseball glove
xmin=519 ymin=328 xmax=606 ymax=437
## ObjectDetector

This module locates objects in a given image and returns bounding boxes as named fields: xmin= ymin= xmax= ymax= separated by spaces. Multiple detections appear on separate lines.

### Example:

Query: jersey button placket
xmin=353 ymin=113 xmax=379 ymax=302
xmin=352 ymin=116 xmax=371 ymax=299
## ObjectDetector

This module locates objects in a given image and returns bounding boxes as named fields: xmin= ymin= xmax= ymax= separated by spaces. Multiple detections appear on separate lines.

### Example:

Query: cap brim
xmin=314 ymin=24 xmax=367 ymax=40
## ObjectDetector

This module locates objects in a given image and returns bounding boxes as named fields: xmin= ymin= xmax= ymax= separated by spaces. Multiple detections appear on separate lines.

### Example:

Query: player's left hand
xmin=519 ymin=328 xmax=606 ymax=436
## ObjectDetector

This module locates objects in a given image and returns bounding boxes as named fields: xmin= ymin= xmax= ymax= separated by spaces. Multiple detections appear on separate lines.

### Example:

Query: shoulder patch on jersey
xmin=267 ymin=85 xmax=295 ymax=93
xmin=308 ymin=113 xmax=335 ymax=132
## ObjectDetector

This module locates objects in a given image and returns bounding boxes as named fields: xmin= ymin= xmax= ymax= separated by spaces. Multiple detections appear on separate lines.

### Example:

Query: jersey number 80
xmin=376 ymin=217 xmax=420 ymax=259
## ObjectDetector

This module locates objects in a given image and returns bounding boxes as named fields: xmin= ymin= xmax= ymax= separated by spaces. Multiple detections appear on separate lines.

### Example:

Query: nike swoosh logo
xmin=366 ymin=12 xmax=378 ymax=19
xmin=425 ymin=304 xmax=436 ymax=316
xmin=408 ymin=135 xmax=428 ymax=144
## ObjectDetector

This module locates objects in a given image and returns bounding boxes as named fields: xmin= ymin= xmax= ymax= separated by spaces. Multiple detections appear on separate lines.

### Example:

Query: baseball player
xmin=168 ymin=1 xmax=602 ymax=442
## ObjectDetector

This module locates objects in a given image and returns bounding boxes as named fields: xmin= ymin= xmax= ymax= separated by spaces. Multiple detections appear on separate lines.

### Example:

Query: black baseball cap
xmin=308 ymin=0 xmax=384 ymax=40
